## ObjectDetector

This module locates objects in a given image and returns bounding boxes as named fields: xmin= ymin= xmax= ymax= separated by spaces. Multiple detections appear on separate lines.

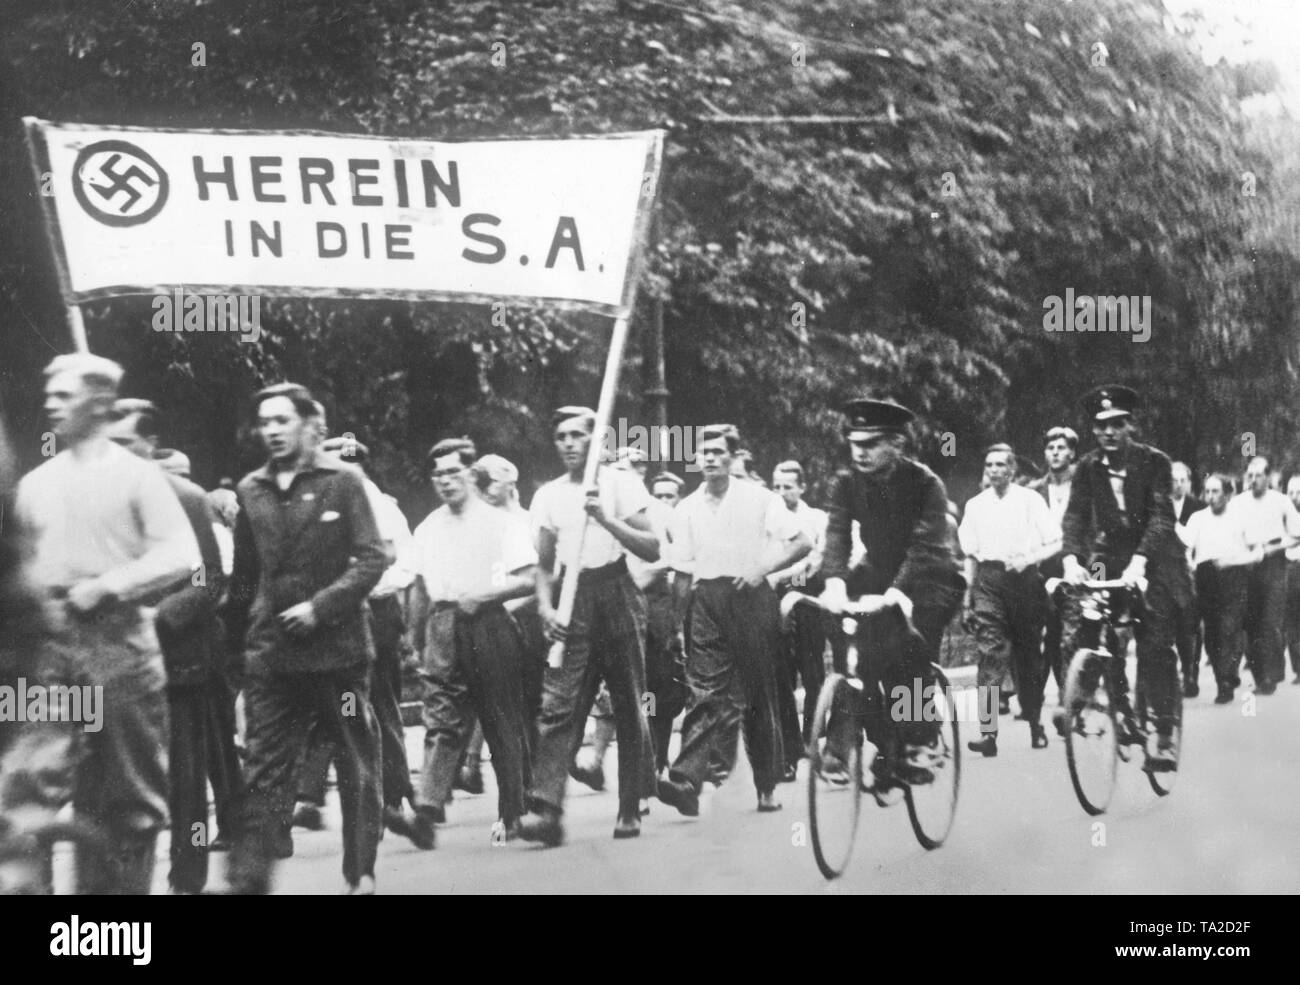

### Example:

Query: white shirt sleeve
xmin=500 ymin=513 xmax=539 ymax=574
xmin=957 ymin=499 xmax=980 ymax=559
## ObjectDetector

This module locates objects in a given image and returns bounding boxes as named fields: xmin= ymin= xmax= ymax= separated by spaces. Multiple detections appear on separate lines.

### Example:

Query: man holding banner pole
xmin=517 ymin=403 xmax=659 ymax=846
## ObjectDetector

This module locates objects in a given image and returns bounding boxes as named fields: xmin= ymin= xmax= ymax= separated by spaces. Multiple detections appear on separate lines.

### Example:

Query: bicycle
xmin=802 ymin=597 xmax=960 ymax=880
xmin=1050 ymin=578 xmax=1183 ymax=816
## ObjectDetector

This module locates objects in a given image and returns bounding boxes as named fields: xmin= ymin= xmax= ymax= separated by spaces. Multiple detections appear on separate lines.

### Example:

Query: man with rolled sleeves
xmin=1284 ymin=475 xmax=1300 ymax=684
xmin=1060 ymin=384 xmax=1188 ymax=770
xmin=224 ymin=383 xmax=386 ymax=894
xmin=1226 ymin=456 xmax=1300 ymax=694
xmin=960 ymin=444 xmax=1061 ymax=755
xmin=1179 ymin=473 xmax=1251 ymax=704
xmin=655 ymin=426 xmax=811 ymax=817
xmin=817 ymin=399 xmax=965 ymax=782
xmin=516 ymin=407 xmax=660 ymax=845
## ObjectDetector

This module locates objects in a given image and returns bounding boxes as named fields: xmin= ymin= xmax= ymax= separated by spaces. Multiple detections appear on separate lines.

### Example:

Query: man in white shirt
xmin=13 ymin=354 xmax=200 ymax=894
xmin=768 ymin=461 xmax=828 ymax=777
xmin=1285 ymin=475 xmax=1300 ymax=685
xmin=409 ymin=438 xmax=537 ymax=847
xmin=656 ymin=426 xmax=811 ymax=817
xmin=1180 ymin=473 xmax=1251 ymax=703
xmin=516 ymin=407 xmax=660 ymax=846
xmin=959 ymin=444 xmax=1061 ymax=753
xmin=1227 ymin=455 xmax=1300 ymax=694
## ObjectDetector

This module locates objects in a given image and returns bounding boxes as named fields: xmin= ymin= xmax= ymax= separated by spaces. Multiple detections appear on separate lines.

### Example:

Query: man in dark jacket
xmin=224 ymin=383 xmax=385 ymax=894
xmin=107 ymin=399 xmax=239 ymax=894
xmin=1060 ymin=385 xmax=1188 ymax=770
xmin=819 ymin=398 xmax=965 ymax=781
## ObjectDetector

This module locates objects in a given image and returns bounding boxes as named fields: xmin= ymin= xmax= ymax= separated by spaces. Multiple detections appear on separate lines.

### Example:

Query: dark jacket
xmin=225 ymin=451 xmax=384 ymax=675
xmin=1061 ymin=441 xmax=1183 ymax=576
xmin=823 ymin=458 xmax=964 ymax=609
xmin=155 ymin=474 xmax=227 ymax=687
xmin=1173 ymin=494 xmax=1204 ymax=527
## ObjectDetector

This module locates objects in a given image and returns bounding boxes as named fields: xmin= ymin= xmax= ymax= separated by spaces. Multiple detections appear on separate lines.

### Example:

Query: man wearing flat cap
xmin=1059 ymin=384 xmax=1189 ymax=769
xmin=819 ymin=398 xmax=965 ymax=783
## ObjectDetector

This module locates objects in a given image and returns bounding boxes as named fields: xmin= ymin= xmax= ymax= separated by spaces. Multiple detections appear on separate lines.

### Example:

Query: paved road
xmin=161 ymin=665 xmax=1300 ymax=894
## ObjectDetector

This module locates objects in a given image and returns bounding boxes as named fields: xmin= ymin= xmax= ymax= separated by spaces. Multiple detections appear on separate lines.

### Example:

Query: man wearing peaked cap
xmin=840 ymin=398 xmax=916 ymax=439
xmin=1080 ymin=384 xmax=1138 ymax=422
xmin=1059 ymin=382 xmax=1190 ymax=770
xmin=819 ymin=396 xmax=964 ymax=786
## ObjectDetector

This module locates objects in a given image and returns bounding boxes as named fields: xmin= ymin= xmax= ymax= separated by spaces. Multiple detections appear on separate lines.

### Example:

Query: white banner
xmin=26 ymin=120 xmax=662 ymax=316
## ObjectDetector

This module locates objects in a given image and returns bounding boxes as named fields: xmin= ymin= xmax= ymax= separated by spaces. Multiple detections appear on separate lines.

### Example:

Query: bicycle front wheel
xmin=807 ymin=673 xmax=863 ymax=880
xmin=1063 ymin=648 xmax=1119 ymax=815
xmin=905 ymin=665 xmax=961 ymax=850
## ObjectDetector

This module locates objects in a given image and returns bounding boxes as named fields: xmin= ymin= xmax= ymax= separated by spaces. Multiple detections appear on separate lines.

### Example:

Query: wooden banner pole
xmin=547 ymin=312 xmax=632 ymax=668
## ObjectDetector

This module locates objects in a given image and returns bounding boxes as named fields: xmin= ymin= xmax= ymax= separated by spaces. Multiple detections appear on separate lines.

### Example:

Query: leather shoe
xmin=291 ymin=802 xmax=323 ymax=831
xmin=516 ymin=807 xmax=564 ymax=847
xmin=1255 ymin=680 xmax=1277 ymax=696
xmin=455 ymin=765 xmax=484 ymax=795
xmin=1214 ymin=687 xmax=1234 ymax=705
xmin=756 ymin=791 xmax=782 ymax=813
xmin=1183 ymin=679 xmax=1200 ymax=699
xmin=967 ymin=735 xmax=998 ymax=757
xmin=656 ymin=776 xmax=700 ymax=817
xmin=387 ymin=805 xmax=434 ymax=850
xmin=569 ymin=760 xmax=606 ymax=792
xmin=1030 ymin=724 xmax=1048 ymax=749
xmin=613 ymin=813 xmax=641 ymax=839
xmin=1051 ymin=707 xmax=1069 ymax=738
xmin=780 ymin=763 xmax=798 ymax=784
xmin=409 ymin=808 xmax=438 ymax=850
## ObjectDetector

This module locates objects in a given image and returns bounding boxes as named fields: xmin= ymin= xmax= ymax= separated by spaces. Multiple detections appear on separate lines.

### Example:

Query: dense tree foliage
xmin=1 ymin=0 xmax=1296 ymax=514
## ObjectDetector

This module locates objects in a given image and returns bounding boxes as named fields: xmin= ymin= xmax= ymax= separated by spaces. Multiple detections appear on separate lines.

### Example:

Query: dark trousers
xmin=644 ymin=583 xmax=686 ymax=773
xmin=168 ymin=681 xmax=244 ymax=894
xmin=230 ymin=664 xmax=381 ymax=890
xmin=416 ymin=603 xmax=530 ymax=825
xmin=1286 ymin=560 xmax=1300 ymax=678
xmin=1196 ymin=562 xmax=1246 ymax=691
xmin=1243 ymin=554 xmax=1286 ymax=687
xmin=777 ymin=590 xmax=828 ymax=759
xmin=299 ymin=595 xmax=413 ymax=809
xmin=206 ymin=665 xmax=244 ymax=839
xmin=669 ymin=579 xmax=784 ymax=796
xmin=1063 ymin=567 xmax=1182 ymax=729
xmin=1173 ymin=576 xmax=1202 ymax=685
xmin=529 ymin=565 xmax=649 ymax=819
xmin=970 ymin=566 xmax=1047 ymax=729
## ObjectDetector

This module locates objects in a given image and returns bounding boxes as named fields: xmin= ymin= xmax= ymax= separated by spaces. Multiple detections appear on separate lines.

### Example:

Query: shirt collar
xmin=250 ymin=448 xmax=342 ymax=487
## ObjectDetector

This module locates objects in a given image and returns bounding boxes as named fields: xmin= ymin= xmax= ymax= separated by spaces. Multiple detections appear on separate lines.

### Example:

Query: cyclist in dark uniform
xmin=1059 ymin=384 xmax=1187 ymax=770
xmin=819 ymin=398 xmax=965 ymax=782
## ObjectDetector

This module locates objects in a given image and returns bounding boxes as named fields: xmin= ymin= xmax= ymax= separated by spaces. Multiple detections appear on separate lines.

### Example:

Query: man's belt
xmin=571 ymin=557 xmax=628 ymax=585
xmin=976 ymin=560 xmax=1037 ymax=574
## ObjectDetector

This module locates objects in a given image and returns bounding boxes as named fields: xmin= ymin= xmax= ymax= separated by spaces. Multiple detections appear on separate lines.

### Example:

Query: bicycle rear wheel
xmin=1063 ymin=649 xmax=1118 ymax=816
xmin=807 ymin=673 xmax=863 ymax=880
xmin=905 ymin=665 xmax=961 ymax=850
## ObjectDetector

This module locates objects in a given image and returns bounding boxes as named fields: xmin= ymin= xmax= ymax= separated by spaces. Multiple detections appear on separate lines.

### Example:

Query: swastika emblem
xmin=71 ymin=140 xmax=169 ymax=227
